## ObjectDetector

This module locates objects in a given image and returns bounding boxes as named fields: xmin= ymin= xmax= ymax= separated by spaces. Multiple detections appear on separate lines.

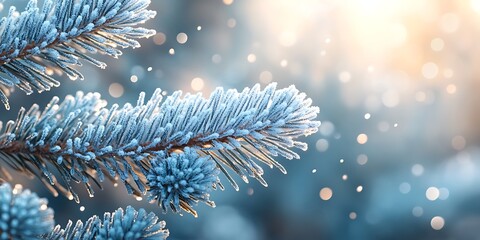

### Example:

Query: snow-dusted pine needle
xmin=0 ymin=83 xmax=320 ymax=216
xmin=45 ymin=206 xmax=169 ymax=240
xmin=0 ymin=0 xmax=156 ymax=109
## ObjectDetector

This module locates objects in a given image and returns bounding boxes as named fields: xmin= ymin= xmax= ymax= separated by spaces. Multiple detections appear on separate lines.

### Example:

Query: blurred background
xmin=2 ymin=0 xmax=480 ymax=239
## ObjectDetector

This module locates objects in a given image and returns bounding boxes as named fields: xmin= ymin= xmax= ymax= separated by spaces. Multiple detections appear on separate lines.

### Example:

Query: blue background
xmin=2 ymin=0 xmax=480 ymax=239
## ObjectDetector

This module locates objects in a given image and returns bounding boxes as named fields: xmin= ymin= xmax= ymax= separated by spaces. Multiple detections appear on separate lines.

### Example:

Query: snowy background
xmin=3 ymin=0 xmax=480 ymax=239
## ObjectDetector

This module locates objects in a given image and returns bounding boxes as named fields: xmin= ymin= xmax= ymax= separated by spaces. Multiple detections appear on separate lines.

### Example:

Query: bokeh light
xmin=319 ymin=187 xmax=333 ymax=201
xmin=431 ymin=216 xmax=445 ymax=230
xmin=3 ymin=0 xmax=480 ymax=239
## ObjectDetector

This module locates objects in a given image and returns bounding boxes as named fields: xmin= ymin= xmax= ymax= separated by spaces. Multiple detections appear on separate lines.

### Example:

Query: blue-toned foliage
xmin=46 ymin=206 xmax=169 ymax=240
xmin=0 ymin=83 xmax=320 ymax=215
xmin=147 ymin=148 xmax=220 ymax=216
xmin=0 ymin=183 xmax=54 ymax=239
xmin=0 ymin=0 xmax=156 ymax=109
xmin=47 ymin=216 xmax=98 ymax=240
xmin=98 ymin=206 xmax=169 ymax=240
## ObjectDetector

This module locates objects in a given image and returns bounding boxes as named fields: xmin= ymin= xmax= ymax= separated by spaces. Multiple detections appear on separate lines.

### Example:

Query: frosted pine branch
xmin=0 ymin=83 xmax=320 ymax=216
xmin=0 ymin=0 xmax=156 ymax=109
xmin=46 ymin=206 xmax=169 ymax=240
xmin=0 ymin=182 xmax=168 ymax=239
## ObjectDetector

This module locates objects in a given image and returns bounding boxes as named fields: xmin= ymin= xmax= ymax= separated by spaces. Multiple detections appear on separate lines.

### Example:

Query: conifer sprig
xmin=0 ymin=0 xmax=156 ymax=109
xmin=46 ymin=206 xmax=169 ymax=240
xmin=0 ymin=83 xmax=320 ymax=215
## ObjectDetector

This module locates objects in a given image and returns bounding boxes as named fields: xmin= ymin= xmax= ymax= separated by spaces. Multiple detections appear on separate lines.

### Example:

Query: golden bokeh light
xmin=191 ymin=77 xmax=205 ymax=91
xmin=319 ymin=187 xmax=333 ymax=201
xmin=357 ymin=134 xmax=368 ymax=144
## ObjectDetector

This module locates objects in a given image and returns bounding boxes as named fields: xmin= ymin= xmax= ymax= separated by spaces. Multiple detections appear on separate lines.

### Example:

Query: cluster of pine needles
xmin=0 ymin=0 xmax=319 ymax=238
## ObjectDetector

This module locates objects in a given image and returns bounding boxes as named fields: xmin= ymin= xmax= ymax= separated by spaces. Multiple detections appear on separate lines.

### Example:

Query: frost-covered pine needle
xmin=45 ymin=206 xmax=169 ymax=240
xmin=0 ymin=82 xmax=320 ymax=215
xmin=0 ymin=0 xmax=156 ymax=109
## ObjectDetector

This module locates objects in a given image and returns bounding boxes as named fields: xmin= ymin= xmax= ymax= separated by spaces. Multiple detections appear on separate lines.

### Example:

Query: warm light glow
xmin=422 ymin=62 xmax=439 ymax=79
xmin=382 ymin=91 xmax=399 ymax=108
xmin=443 ymin=68 xmax=454 ymax=78
xmin=440 ymin=13 xmax=459 ymax=33
xmin=431 ymin=38 xmax=444 ymax=51
xmin=259 ymin=71 xmax=273 ymax=83
xmin=153 ymin=32 xmax=166 ymax=45
xmin=357 ymin=134 xmax=368 ymax=144
xmin=338 ymin=71 xmax=351 ymax=83
xmin=446 ymin=84 xmax=457 ymax=94
xmin=191 ymin=78 xmax=205 ymax=91
xmin=247 ymin=54 xmax=256 ymax=63
xmin=319 ymin=187 xmax=333 ymax=201
xmin=426 ymin=187 xmax=440 ymax=201
xmin=415 ymin=91 xmax=427 ymax=102
xmin=279 ymin=31 xmax=297 ymax=47
xmin=176 ymin=32 xmax=188 ymax=44
xmin=431 ymin=216 xmax=445 ymax=230
xmin=130 ymin=75 xmax=138 ymax=83
xmin=109 ymin=83 xmax=124 ymax=98
xmin=473 ymin=0 xmax=480 ymax=12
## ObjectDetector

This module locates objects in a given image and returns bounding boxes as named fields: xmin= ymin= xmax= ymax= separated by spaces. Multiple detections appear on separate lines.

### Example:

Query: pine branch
xmin=0 ymin=0 xmax=156 ymax=110
xmin=0 ymin=83 xmax=320 ymax=216
xmin=0 ymin=183 xmax=168 ymax=239
xmin=0 ymin=183 xmax=54 ymax=239
xmin=46 ymin=206 xmax=169 ymax=240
